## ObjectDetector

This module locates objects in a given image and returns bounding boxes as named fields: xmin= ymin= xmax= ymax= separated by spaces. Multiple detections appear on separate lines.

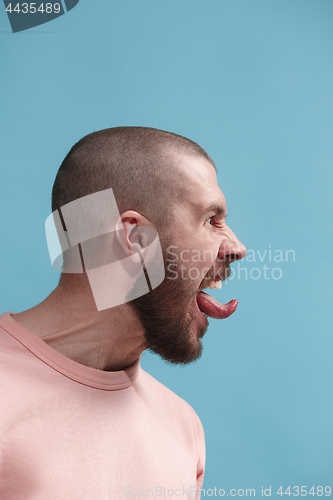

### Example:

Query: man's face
xmin=129 ymin=154 xmax=246 ymax=364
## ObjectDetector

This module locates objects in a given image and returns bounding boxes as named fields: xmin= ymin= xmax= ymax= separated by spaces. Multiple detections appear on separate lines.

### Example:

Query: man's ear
xmin=114 ymin=212 xmax=149 ymax=263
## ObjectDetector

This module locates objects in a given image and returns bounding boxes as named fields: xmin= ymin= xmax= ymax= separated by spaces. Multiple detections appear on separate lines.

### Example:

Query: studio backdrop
xmin=1 ymin=0 xmax=332 ymax=496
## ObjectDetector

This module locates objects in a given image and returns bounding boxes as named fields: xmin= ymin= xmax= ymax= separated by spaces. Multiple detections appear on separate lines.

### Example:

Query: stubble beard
xmin=128 ymin=235 xmax=207 ymax=365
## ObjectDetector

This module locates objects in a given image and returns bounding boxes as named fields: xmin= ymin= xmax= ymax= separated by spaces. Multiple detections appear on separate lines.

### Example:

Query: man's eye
xmin=206 ymin=216 xmax=214 ymax=225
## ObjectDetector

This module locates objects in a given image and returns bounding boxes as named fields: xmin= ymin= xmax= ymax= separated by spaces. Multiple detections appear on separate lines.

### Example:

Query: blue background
xmin=1 ymin=0 xmax=333 ymax=495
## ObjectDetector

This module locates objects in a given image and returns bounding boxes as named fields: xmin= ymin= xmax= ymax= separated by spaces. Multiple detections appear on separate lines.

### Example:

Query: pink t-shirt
xmin=0 ymin=311 xmax=205 ymax=500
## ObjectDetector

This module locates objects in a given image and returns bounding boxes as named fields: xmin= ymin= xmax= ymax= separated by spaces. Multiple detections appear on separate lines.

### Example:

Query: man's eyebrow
xmin=204 ymin=204 xmax=228 ymax=218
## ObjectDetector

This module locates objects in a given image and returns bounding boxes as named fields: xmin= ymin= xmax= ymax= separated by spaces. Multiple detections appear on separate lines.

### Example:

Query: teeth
xmin=207 ymin=280 xmax=222 ymax=290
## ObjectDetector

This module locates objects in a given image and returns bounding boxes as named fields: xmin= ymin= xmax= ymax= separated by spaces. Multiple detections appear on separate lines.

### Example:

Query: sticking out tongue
xmin=196 ymin=291 xmax=238 ymax=319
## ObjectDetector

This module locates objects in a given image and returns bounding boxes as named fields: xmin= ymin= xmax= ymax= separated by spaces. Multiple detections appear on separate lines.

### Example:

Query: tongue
xmin=196 ymin=291 xmax=238 ymax=319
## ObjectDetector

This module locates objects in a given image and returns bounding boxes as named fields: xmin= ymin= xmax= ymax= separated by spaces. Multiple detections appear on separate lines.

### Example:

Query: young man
xmin=0 ymin=127 xmax=246 ymax=499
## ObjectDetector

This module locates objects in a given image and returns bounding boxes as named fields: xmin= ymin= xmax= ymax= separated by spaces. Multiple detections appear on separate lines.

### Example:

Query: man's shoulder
xmin=140 ymin=368 xmax=202 ymax=428
xmin=139 ymin=368 xmax=206 ymax=456
xmin=141 ymin=368 xmax=188 ymax=402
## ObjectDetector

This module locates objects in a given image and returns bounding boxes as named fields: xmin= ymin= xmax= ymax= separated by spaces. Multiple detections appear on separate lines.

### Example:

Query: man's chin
xmin=148 ymin=340 xmax=203 ymax=365
xmin=129 ymin=274 xmax=206 ymax=365
xmin=146 ymin=313 xmax=205 ymax=365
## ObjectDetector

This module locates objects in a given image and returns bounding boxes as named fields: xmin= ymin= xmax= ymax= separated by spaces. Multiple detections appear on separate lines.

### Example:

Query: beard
xmin=128 ymin=234 xmax=226 ymax=365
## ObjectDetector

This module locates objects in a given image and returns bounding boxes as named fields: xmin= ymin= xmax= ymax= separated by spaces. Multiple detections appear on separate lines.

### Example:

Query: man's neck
xmin=13 ymin=276 xmax=146 ymax=371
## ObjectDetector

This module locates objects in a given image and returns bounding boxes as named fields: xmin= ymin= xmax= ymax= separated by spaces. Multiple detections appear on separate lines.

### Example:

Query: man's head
xmin=52 ymin=126 xmax=216 ymax=238
xmin=52 ymin=127 xmax=246 ymax=365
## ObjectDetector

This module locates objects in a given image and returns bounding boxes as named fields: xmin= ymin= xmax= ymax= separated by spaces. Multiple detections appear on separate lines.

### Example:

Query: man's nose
xmin=217 ymin=234 xmax=247 ymax=263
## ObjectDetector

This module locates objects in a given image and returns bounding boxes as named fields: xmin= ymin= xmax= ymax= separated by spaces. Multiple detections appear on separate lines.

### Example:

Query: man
xmin=0 ymin=127 xmax=246 ymax=499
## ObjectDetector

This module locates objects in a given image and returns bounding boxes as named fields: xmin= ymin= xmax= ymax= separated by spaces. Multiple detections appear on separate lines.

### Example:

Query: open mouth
xmin=195 ymin=278 xmax=238 ymax=321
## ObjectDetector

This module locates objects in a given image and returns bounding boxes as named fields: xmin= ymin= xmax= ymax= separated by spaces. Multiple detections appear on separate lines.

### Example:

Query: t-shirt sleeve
xmin=190 ymin=407 xmax=206 ymax=499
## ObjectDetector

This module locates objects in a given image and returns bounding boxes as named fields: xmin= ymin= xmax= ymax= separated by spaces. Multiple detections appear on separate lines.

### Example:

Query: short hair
xmin=51 ymin=127 xmax=216 ymax=271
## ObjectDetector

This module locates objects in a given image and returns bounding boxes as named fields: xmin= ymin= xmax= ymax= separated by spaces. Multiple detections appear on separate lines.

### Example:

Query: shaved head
xmin=51 ymin=126 xmax=217 ymax=277
xmin=52 ymin=127 xmax=216 ymax=228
